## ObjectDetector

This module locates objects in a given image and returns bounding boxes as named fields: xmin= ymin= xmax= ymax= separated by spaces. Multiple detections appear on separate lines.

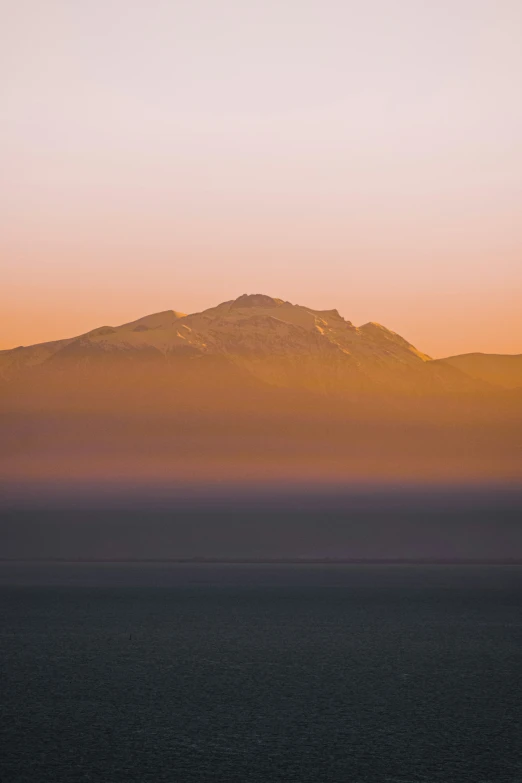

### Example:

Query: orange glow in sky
xmin=2 ymin=0 xmax=521 ymax=356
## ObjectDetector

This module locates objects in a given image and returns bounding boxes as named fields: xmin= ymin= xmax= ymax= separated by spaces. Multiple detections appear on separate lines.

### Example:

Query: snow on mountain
xmin=0 ymin=294 xmax=504 ymax=396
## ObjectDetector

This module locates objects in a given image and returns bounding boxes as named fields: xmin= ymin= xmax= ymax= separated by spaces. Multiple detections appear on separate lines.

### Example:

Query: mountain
xmin=1 ymin=294 xmax=520 ymax=485
xmin=0 ymin=294 xmax=486 ymax=401
xmin=0 ymin=309 xmax=186 ymax=381
xmin=436 ymin=353 xmax=522 ymax=390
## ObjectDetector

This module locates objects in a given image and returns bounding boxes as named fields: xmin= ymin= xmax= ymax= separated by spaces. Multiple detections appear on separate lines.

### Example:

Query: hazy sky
xmin=1 ymin=0 xmax=521 ymax=356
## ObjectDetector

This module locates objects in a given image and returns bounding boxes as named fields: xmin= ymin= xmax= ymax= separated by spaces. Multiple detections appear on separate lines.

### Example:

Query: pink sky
xmin=1 ymin=0 xmax=521 ymax=357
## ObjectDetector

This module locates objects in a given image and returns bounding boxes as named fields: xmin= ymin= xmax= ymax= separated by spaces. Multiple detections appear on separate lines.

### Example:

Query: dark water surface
xmin=1 ymin=563 xmax=522 ymax=782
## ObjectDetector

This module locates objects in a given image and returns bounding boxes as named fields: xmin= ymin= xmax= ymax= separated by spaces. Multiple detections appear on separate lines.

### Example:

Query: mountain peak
xmin=360 ymin=321 xmax=389 ymax=332
xmin=231 ymin=294 xmax=285 ymax=310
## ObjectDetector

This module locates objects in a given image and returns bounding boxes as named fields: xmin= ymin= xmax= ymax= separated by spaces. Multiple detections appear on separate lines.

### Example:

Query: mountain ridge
xmin=436 ymin=352 xmax=522 ymax=390
xmin=0 ymin=294 xmax=520 ymax=399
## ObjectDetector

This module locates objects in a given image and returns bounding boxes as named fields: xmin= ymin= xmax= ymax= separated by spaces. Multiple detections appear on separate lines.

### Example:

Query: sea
xmin=1 ymin=562 xmax=521 ymax=782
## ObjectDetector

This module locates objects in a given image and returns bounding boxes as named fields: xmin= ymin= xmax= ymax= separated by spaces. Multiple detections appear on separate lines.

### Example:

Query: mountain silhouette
xmin=0 ymin=294 xmax=505 ymax=398
xmin=436 ymin=353 xmax=522 ymax=390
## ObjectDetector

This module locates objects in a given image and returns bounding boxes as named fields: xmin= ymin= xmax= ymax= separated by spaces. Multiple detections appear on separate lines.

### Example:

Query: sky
xmin=1 ymin=0 xmax=521 ymax=357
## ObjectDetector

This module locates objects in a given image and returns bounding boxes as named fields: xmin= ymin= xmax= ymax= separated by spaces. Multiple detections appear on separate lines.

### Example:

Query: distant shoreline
xmin=2 ymin=558 xmax=522 ymax=566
